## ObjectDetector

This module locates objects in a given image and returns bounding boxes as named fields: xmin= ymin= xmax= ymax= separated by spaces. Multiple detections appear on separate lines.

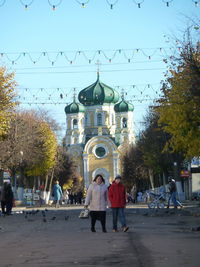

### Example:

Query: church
xmin=64 ymin=74 xmax=135 ymax=188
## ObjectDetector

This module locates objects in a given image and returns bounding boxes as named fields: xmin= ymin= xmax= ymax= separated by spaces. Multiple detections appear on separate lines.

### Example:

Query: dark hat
xmin=115 ymin=175 xmax=122 ymax=180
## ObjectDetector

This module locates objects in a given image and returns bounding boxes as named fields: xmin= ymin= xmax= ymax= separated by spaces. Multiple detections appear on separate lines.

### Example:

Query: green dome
xmin=65 ymin=101 xmax=85 ymax=114
xmin=78 ymin=74 xmax=119 ymax=106
xmin=114 ymin=99 xmax=134 ymax=113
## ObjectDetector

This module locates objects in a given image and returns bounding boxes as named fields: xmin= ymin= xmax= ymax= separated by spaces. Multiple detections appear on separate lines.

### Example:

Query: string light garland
xmin=20 ymin=0 xmax=34 ymax=9
xmin=75 ymin=0 xmax=90 ymax=8
xmin=0 ymin=47 xmax=175 ymax=65
xmin=17 ymin=83 xmax=162 ymax=106
xmin=133 ymin=0 xmax=144 ymax=8
xmin=48 ymin=0 xmax=62 ymax=10
xmin=162 ymin=0 xmax=173 ymax=7
xmin=106 ymin=0 xmax=119 ymax=9
xmin=0 ymin=0 xmax=199 ymax=9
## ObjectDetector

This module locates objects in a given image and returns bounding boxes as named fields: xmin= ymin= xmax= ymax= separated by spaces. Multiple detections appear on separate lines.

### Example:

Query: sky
xmin=0 ymin=0 xmax=199 ymax=140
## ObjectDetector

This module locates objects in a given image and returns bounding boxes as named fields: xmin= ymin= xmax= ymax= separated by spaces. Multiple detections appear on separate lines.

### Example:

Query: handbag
xmin=79 ymin=208 xmax=89 ymax=219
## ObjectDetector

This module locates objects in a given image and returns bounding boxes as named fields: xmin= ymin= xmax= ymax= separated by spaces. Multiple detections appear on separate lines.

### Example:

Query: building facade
xmin=65 ymin=74 xmax=135 ymax=187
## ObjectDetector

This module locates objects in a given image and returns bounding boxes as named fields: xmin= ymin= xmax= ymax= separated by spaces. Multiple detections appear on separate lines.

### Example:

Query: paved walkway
xmin=0 ymin=203 xmax=200 ymax=266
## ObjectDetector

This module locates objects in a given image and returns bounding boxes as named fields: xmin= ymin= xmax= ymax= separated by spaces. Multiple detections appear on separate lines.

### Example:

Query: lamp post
xmin=16 ymin=150 xmax=23 ymax=201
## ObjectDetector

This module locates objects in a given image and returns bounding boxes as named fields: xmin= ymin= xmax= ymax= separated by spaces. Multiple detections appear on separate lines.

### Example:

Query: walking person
xmin=84 ymin=174 xmax=108 ymax=233
xmin=108 ymin=175 xmax=129 ymax=232
xmin=52 ymin=180 xmax=63 ymax=208
xmin=0 ymin=182 xmax=7 ymax=215
xmin=5 ymin=183 xmax=14 ymax=215
xmin=167 ymin=177 xmax=183 ymax=209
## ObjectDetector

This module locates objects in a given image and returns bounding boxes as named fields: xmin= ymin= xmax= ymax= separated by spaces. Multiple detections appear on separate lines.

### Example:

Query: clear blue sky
xmin=0 ymin=0 xmax=199 ymax=139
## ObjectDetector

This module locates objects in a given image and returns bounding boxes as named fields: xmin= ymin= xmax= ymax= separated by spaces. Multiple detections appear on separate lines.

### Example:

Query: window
xmin=73 ymin=119 xmax=78 ymax=129
xmin=97 ymin=113 xmax=102 ymax=126
xmin=93 ymin=144 xmax=108 ymax=158
xmin=95 ymin=147 xmax=106 ymax=158
xmin=122 ymin=118 xmax=127 ymax=128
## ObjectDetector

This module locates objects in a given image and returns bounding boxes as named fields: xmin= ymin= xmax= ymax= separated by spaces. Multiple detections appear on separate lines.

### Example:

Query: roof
xmin=78 ymin=73 xmax=119 ymax=106
xmin=114 ymin=99 xmax=134 ymax=113
xmin=64 ymin=101 xmax=85 ymax=114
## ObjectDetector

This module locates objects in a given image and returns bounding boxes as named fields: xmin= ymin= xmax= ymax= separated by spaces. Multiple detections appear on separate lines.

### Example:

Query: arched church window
xmin=73 ymin=119 xmax=78 ymax=129
xmin=97 ymin=113 xmax=102 ymax=126
xmin=112 ymin=114 xmax=115 ymax=125
xmin=122 ymin=118 xmax=127 ymax=128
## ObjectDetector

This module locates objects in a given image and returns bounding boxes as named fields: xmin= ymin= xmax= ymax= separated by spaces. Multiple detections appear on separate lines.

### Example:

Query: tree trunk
xmin=48 ymin=168 xmax=54 ymax=192
xmin=43 ymin=169 xmax=54 ymax=204
xmin=148 ymin=168 xmax=154 ymax=189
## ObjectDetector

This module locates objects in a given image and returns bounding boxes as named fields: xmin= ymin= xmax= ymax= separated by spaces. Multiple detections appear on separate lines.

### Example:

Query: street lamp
xmin=14 ymin=151 xmax=24 ymax=199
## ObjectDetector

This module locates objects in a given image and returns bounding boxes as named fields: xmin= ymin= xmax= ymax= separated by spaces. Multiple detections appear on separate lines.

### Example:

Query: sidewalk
xmin=0 ymin=203 xmax=200 ymax=266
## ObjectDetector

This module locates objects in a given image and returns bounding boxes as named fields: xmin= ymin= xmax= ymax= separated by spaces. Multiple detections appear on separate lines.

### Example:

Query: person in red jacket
xmin=108 ymin=175 xmax=129 ymax=232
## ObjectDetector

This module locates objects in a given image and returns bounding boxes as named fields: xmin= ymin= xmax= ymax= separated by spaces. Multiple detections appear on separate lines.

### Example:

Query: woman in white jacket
xmin=84 ymin=174 xmax=108 ymax=232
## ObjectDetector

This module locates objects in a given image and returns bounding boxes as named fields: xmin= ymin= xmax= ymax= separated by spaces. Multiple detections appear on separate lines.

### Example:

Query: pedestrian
xmin=0 ymin=182 xmax=7 ymax=214
xmin=63 ymin=189 xmax=69 ymax=204
xmin=167 ymin=177 xmax=183 ymax=209
xmin=5 ymin=183 xmax=14 ymax=215
xmin=77 ymin=191 xmax=83 ymax=205
xmin=52 ymin=180 xmax=63 ymax=208
xmin=84 ymin=174 xmax=108 ymax=233
xmin=108 ymin=175 xmax=129 ymax=232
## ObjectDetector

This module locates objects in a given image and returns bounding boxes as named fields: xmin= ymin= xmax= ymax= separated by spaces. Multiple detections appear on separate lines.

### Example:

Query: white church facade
xmin=64 ymin=74 xmax=135 ymax=188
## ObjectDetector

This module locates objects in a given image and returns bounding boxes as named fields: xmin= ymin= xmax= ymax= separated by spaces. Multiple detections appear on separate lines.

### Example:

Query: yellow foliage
xmin=0 ymin=67 xmax=17 ymax=137
xmin=27 ymin=120 xmax=58 ymax=176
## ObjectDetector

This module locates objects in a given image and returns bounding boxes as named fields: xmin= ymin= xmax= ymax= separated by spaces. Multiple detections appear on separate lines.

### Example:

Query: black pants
xmin=6 ymin=201 xmax=13 ymax=215
xmin=90 ymin=211 xmax=106 ymax=231
xmin=1 ymin=201 xmax=6 ymax=214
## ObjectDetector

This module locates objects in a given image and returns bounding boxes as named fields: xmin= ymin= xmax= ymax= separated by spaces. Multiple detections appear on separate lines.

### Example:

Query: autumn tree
xmin=121 ymin=144 xmax=150 ymax=192
xmin=157 ymin=27 xmax=200 ymax=158
xmin=0 ymin=110 xmax=58 ymax=190
xmin=0 ymin=67 xmax=17 ymax=138
xmin=53 ymin=146 xmax=83 ymax=193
